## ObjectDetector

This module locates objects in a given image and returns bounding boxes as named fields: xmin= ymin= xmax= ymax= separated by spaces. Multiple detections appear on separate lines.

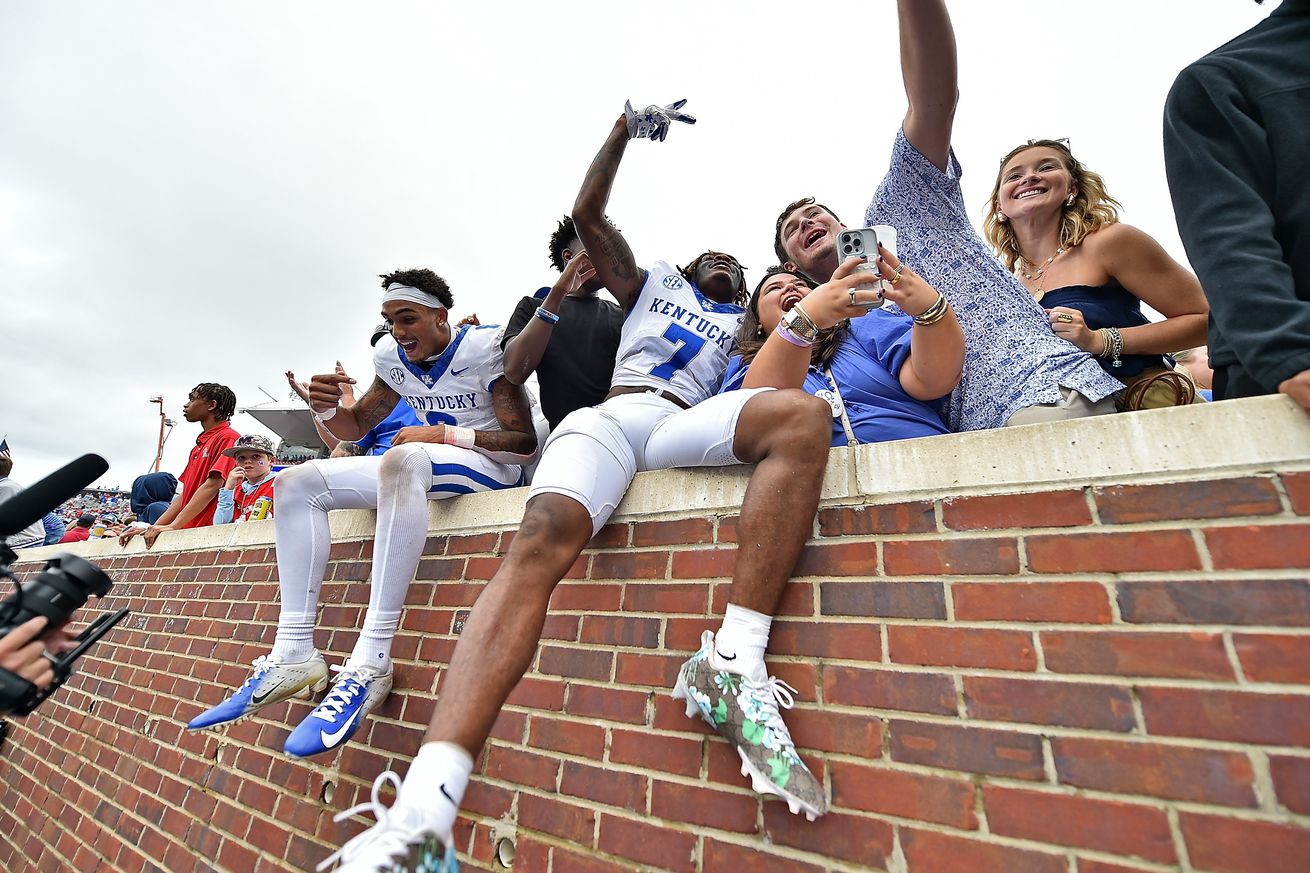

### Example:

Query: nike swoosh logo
xmin=451 ymin=367 xmax=469 ymax=376
xmin=252 ymin=681 xmax=287 ymax=704
xmin=319 ymin=712 xmax=360 ymax=749
xmin=716 ymin=650 xmax=737 ymax=661
xmin=439 ymin=783 xmax=456 ymax=805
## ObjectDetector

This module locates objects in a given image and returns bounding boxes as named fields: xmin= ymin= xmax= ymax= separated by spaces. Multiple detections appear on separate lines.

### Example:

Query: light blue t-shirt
xmin=865 ymin=130 xmax=1123 ymax=430
xmin=720 ymin=309 xmax=949 ymax=446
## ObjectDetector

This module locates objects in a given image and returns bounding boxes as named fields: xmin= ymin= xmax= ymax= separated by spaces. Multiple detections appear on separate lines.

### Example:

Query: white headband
xmin=382 ymin=282 xmax=446 ymax=310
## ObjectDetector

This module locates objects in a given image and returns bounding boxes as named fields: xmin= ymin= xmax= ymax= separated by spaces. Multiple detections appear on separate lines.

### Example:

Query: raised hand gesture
xmin=624 ymin=98 xmax=696 ymax=142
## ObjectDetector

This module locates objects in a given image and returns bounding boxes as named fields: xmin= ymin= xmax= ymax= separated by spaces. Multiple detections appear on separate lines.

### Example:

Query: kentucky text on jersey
xmin=647 ymin=297 xmax=736 ymax=352
xmin=404 ymin=393 xmax=480 ymax=412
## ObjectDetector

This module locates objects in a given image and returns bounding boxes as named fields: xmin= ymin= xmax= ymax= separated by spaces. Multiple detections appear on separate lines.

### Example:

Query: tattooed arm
xmin=572 ymin=116 xmax=646 ymax=311
xmin=310 ymin=375 xmax=400 ymax=441
xmin=476 ymin=379 xmax=539 ymax=463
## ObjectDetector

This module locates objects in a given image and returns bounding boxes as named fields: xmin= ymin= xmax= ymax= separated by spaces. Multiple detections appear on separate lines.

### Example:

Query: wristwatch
xmin=781 ymin=305 xmax=821 ymax=344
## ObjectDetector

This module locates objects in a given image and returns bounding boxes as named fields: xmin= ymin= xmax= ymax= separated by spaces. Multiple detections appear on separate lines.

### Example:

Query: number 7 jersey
xmin=610 ymin=261 xmax=745 ymax=406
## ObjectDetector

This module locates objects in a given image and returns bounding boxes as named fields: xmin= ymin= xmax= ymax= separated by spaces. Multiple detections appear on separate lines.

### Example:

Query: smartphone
xmin=836 ymin=227 xmax=883 ymax=309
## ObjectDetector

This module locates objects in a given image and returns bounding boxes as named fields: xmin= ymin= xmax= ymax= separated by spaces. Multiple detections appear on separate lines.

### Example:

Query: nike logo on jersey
xmin=252 ymin=681 xmax=287 ymax=704
xmin=451 ymin=367 xmax=469 ymax=376
xmin=319 ymin=712 xmax=361 ymax=749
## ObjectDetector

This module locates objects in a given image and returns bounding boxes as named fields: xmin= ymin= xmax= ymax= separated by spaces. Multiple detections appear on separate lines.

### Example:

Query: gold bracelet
xmin=912 ymin=293 xmax=949 ymax=326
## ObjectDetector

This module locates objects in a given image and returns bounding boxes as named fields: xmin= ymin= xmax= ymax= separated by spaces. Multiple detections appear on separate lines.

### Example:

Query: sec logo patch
xmin=662 ymin=275 xmax=684 ymax=290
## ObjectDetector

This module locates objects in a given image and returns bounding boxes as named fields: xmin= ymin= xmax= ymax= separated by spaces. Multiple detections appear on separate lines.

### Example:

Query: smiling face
xmin=233 ymin=450 xmax=272 ymax=481
xmin=995 ymin=146 xmax=1076 ymax=222
xmin=754 ymin=271 xmax=813 ymax=334
xmin=689 ymin=251 xmax=745 ymax=304
xmin=778 ymin=202 xmax=844 ymax=281
xmin=382 ymin=300 xmax=451 ymax=362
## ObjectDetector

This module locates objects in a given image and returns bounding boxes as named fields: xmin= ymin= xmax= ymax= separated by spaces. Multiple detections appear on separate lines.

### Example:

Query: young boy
xmin=214 ymin=434 xmax=278 ymax=524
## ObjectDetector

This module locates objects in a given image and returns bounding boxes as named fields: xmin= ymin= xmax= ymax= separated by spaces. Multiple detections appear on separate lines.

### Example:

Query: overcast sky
xmin=0 ymin=0 xmax=1273 ymax=491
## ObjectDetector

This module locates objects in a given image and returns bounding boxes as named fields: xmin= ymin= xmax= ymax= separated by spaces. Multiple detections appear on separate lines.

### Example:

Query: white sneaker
xmin=319 ymin=771 xmax=459 ymax=872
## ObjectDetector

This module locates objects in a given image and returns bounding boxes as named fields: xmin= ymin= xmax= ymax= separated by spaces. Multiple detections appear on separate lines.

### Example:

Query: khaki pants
xmin=1004 ymin=386 xmax=1118 ymax=427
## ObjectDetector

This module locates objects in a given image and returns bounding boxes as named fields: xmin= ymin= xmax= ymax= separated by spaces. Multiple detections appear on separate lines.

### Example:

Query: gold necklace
xmin=1016 ymin=245 xmax=1067 ymax=300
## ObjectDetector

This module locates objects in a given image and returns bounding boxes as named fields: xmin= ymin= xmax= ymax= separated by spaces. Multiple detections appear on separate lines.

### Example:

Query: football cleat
xmin=187 ymin=652 xmax=329 ymax=731
xmin=672 ymin=630 xmax=827 ymax=820
xmin=284 ymin=661 xmax=393 ymax=758
xmin=319 ymin=771 xmax=459 ymax=872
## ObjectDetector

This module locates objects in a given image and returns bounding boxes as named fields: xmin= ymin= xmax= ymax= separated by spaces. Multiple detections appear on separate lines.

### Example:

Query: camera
xmin=0 ymin=454 xmax=130 ymax=717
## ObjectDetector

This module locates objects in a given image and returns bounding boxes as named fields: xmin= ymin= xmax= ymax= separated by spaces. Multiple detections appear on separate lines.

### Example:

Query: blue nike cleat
xmin=187 ymin=652 xmax=330 ymax=731
xmin=284 ymin=661 xmax=393 ymax=758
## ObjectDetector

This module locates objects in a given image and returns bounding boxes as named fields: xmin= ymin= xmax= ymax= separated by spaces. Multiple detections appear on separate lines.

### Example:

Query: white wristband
xmin=314 ymin=406 xmax=338 ymax=422
xmin=444 ymin=426 xmax=476 ymax=449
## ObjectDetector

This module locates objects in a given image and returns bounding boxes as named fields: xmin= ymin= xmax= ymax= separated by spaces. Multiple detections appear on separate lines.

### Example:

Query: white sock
xmin=396 ymin=741 xmax=475 ymax=840
xmin=714 ymin=603 xmax=772 ymax=682
xmin=270 ymin=462 xmax=341 ymax=664
xmin=271 ymin=611 xmax=317 ymax=663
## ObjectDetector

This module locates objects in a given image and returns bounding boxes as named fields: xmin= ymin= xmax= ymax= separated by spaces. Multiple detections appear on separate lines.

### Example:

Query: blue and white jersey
xmin=374 ymin=324 xmax=506 ymax=431
xmin=610 ymin=261 xmax=745 ymax=406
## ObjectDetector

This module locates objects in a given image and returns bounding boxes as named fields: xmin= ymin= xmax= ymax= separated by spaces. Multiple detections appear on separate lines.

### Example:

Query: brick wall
xmin=2 ymin=397 xmax=1308 ymax=873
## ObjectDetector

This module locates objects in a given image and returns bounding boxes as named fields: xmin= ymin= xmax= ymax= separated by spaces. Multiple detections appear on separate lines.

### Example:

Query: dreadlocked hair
xmin=547 ymin=215 xmax=620 ymax=272
xmin=379 ymin=268 xmax=454 ymax=309
xmin=734 ymin=267 xmax=848 ymax=370
xmin=983 ymin=139 xmax=1122 ymax=272
xmin=192 ymin=383 xmax=237 ymax=422
xmin=679 ymin=251 xmax=749 ymax=306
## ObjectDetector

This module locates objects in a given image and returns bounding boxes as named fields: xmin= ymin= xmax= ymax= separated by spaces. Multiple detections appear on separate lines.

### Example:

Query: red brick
xmin=650 ymin=779 xmax=756 ymax=833
xmin=537 ymin=645 xmax=612 ymax=681
xmin=1285 ymin=471 xmax=1310 ymax=514
xmin=793 ymin=541 xmax=878 ymax=577
xmin=416 ymin=558 xmax=465 ymax=581
xmin=1140 ymin=687 xmax=1310 ymax=746
xmin=560 ymin=761 xmax=646 ymax=813
xmin=889 ymin=626 xmax=1037 ymax=671
xmin=621 ymin=582 xmax=710 ymax=614
xmin=504 ymin=676 xmax=565 ymax=711
xmin=944 ymin=490 xmax=1091 ymax=530
xmin=1077 ymin=862 xmax=1160 ymax=873
xmin=954 ymin=581 xmax=1113 ymax=623
xmin=446 ymin=532 xmax=499 ymax=555
xmin=889 ymin=719 xmax=1045 ymax=780
xmin=818 ymin=501 xmax=936 ymax=536
xmin=608 ymin=728 xmax=702 ymax=778
xmin=1234 ymin=633 xmax=1310 ymax=684
xmin=671 ymin=548 xmax=736 ymax=578
xmin=821 ymin=665 xmax=957 ymax=715
xmin=902 ymin=828 xmax=1067 ymax=873
xmin=614 ymin=651 xmax=683 ymax=688
xmin=527 ymin=716 xmax=605 ymax=759
xmin=587 ymin=523 xmax=629 ymax=549
xmin=702 ymin=837 xmax=826 ymax=873
xmin=1180 ymin=812 xmax=1310 ymax=873
xmin=820 ymin=580 xmax=945 ymax=618
xmin=1118 ymin=578 xmax=1310 ymax=626
xmin=517 ymin=792 xmax=596 ymax=845
xmin=714 ymin=514 xmax=739 ymax=542
xmin=547 ymin=845 xmax=614 ymax=873
xmin=964 ymin=676 xmax=1135 ymax=731
xmin=1095 ymin=477 xmax=1282 ymax=523
xmin=786 ymin=706 xmax=882 ymax=758
xmin=564 ymin=684 xmax=649 ymax=725
xmin=1042 ymin=630 xmax=1234 ymax=680
xmin=984 ymin=785 xmax=1176 ymax=862
xmin=463 ymin=556 xmax=501 ymax=579
xmin=770 ymin=619 xmax=881 ymax=660
xmin=1207 ymin=523 xmax=1310 ymax=570
xmin=1027 ymin=529 xmax=1201 ymax=573
xmin=547 ymin=582 xmax=622 ymax=612
xmin=632 ymin=518 xmax=714 ymax=546
xmin=483 ymin=745 xmax=559 ymax=792
xmin=884 ymin=537 xmax=1020 ymax=576
xmin=1052 ymin=737 xmax=1256 ymax=806
xmin=591 ymin=550 xmax=669 ymax=580
xmin=762 ymin=806 xmax=892 ymax=868
xmin=598 ymin=814 xmax=695 ymax=873
xmin=1271 ymin=755 xmax=1310 ymax=815
xmin=829 ymin=760 xmax=977 ymax=828
xmin=578 ymin=614 xmax=661 ymax=648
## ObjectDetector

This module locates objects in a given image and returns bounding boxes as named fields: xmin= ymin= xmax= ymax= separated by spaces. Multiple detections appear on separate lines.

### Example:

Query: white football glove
xmin=624 ymin=98 xmax=696 ymax=142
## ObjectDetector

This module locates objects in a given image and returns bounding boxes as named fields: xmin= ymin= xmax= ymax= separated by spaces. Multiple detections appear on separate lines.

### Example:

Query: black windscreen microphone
xmin=0 ymin=454 xmax=109 ymax=538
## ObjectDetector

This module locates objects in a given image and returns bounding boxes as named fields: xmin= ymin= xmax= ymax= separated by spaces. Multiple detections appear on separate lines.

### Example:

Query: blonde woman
xmin=985 ymin=139 xmax=1209 ymax=408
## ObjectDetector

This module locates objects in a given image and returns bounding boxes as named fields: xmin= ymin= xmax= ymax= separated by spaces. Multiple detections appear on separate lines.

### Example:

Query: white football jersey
xmin=610 ymin=261 xmax=745 ymax=406
xmin=374 ymin=324 xmax=506 ymax=431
